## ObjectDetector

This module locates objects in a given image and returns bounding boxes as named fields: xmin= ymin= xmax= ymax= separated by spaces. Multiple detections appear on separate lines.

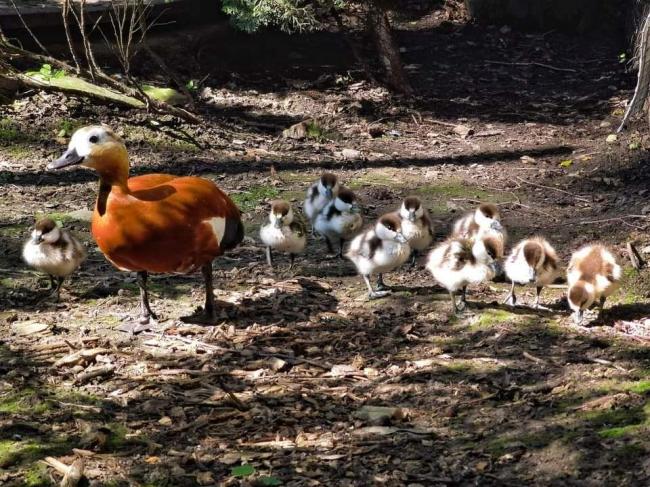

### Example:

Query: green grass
xmin=0 ymin=438 xmax=72 ymax=468
xmin=0 ymin=388 xmax=51 ymax=415
xmin=24 ymin=463 xmax=54 ymax=486
xmin=468 ymin=309 xmax=518 ymax=330
xmin=231 ymin=185 xmax=280 ymax=212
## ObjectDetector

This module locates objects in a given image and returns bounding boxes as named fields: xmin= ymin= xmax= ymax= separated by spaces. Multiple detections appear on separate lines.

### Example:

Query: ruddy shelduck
xmin=48 ymin=126 xmax=243 ymax=326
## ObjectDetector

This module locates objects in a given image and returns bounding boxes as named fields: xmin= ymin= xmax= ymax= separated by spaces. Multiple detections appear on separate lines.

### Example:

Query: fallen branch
xmin=74 ymin=364 xmax=116 ymax=384
xmin=627 ymin=241 xmax=646 ymax=270
xmin=485 ymin=60 xmax=577 ymax=73
xmin=54 ymin=348 xmax=111 ymax=367
xmin=61 ymin=457 xmax=85 ymax=487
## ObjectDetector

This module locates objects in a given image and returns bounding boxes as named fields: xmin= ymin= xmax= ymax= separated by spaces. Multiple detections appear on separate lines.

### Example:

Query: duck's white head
xmin=48 ymin=125 xmax=128 ymax=185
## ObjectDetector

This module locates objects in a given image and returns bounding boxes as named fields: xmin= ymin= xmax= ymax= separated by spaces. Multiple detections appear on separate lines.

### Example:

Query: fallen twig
xmin=485 ymin=60 xmax=577 ymax=73
xmin=627 ymin=242 xmax=646 ymax=270
xmin=54 ymin=348 xmax=111 ymax=368
xmin=515 ymin=177 xmax=591 ymax=202
xmin=74 ymin=364 xmax=116 ymax=384
xmin=61 ymin=457 xmax=85 ymax=487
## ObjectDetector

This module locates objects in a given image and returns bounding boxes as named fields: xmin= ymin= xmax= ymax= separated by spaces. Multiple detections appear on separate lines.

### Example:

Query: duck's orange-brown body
xmin=93 ymin=174 xmax=243 ymax=274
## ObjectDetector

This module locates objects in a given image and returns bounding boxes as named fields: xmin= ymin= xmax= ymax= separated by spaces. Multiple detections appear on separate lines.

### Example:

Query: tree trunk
xmin=366 ymin=4 xmax=412 ymax=95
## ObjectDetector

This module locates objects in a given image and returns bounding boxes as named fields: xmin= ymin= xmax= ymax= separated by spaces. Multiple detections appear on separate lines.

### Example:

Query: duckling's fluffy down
xmin=567 ymin=244 xmax=621 ymax=310
xmin=505 ymin=237 xmax=559 ymax=286
xmin=259 ymin=224 xmax=306 ymax=254
xmin=346 ymin=229 xmax=411 ymax=276
xmin=426 ymin=239 xmax=494 ymax=292
xmin=23 ymin=232 xmax=86 ymax=277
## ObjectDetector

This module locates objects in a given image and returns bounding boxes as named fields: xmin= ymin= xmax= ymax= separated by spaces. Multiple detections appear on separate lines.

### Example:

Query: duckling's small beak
xmin=395 ymin=233 xmax=407 ymax=244
xmin=32 ymin=234 xmax=43 ymax=244
xmin=48 ymin=148 xmax=84 ymax=170
xmin=325 ymin=188 xmax=333 ymax=199
xmin=274 ymin=219 xmax=282 ymax=228
xmin=408 ymin=211 xmax=416 ymax=222
xmin=351 ymin=204 xmax=361 ymax=214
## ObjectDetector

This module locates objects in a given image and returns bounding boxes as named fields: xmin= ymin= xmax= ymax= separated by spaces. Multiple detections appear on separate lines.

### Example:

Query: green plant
xmin=26 ymin=64 xmax=66 ymax=81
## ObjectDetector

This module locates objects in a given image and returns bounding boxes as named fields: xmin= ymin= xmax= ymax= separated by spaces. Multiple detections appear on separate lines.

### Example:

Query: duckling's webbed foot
xmin=363 ymin=274 xmax=390 ymax=300
xmin=503 ymin=282 xmax=516 ymax=307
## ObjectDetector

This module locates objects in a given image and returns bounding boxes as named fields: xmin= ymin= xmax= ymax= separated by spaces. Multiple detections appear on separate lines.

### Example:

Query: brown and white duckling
xmin=567 ymin=244 xmax=621 ymax=324
xmin=398 ymin=196 xmax=434 ymax=267
xmin=259 ymin=200 xmax=306 ymax=269
xmin=304 ymin=173 xmax=340 ymax=232
xmin=452 ymin=203 xmax=505 ymax=240
xmin=504 ymin=237 xmax=560 ymax=308
xmin=426 ymin=235 xmax=499 ymax=314
xmin=346 ymin=212 xmax=411 ymax=299
xmin=314 ymin=187 xmax=363 ymax=257
xmin=22 ymin=218 xmax=87 ymax=300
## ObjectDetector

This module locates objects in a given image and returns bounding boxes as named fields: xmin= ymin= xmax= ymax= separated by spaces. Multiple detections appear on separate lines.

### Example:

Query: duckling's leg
xmin=457 ymin=286 xmax=467 ymax=311
xmin=449 ymin=291 xmax=459 ymax=314
xmin=364 ymin=274 xmax=390 ymax=300
xmin=376 ymin=274 xmax=388 ymax=291
xmin=504 ymin=281 xmax=517 ymax=306
xmin=337 ymin=238 xmax=345 ymax=259
xmin=53 ymin=276 xmax=65 ymax=302
xmin=266 ymin=246 xmax=274 ymax=268
xmin=325 ymin=236 xmax=334 ymax=255
xmin=409 ymin=250 xmax=418 ymax=268
xmin=289 ymin=253 xmax=296 ymax=270
xmin=137 ymin=271 xmax=158 ymax=323
xmin=533 ymin=286 xmax=546 ymax=309
xmin=597 ymin=296 xmax=607 ymax=320
xmin=572 ymin=309 xmax=584 ymax=325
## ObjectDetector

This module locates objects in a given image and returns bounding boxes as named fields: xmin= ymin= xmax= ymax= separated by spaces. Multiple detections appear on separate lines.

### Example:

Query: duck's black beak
xmin=48 ymin=148 xmax=84 ymax=170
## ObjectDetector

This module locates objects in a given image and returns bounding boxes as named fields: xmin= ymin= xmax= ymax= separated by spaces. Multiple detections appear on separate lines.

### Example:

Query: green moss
xmin=628 ymin=381 xmax=650 ymax=394
xmin=24 ymin=463 xmax=54 ymax=486
xmin=0 ymin=438 xmax=71 ymax=468
xmin=0 ymin=389 xmax=51 ymax=415
xmin=231 ymin=186 xmax=280 ymax=212
xmin=468 ymin=309 xmax=518 ymax=330
xmin=141 ymin=85 xmax=189 ymax=106
xmin=0 ymin=118 xmax=23 ymax=143
xmin=347 ymin=171 xmax=396 ymax=190
xmin=595 ymin=401 xmax=650 ymax=438
xmin=415 ymin=180 xmax=508 ymax=213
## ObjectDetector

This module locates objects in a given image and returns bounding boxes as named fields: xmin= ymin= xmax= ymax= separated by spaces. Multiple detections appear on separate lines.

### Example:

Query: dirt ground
xmin=2 ymin=8 xmax=650 ymax=487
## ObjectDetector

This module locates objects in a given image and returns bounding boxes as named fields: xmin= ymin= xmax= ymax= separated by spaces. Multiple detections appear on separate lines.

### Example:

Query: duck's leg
xmin=137 ymin=271 xmax=158 ymax=323
xmin=266 ymin=246 xmax=274 ymax=268
xmin=364 ymin=274 xmax=390 ymax=300
xmin=325 ymin=236 xmax=334 ymax=255
xmin=202 ymin=262 xmax=218 ymax=322
xmin=504 ymin=281 xmax=516 ymax=306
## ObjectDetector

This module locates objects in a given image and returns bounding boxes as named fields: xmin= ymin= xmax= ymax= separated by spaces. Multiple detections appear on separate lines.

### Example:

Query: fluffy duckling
xmin=259 ymin=200 xmax=306 ymax=269
xmin=504 ymin=237 xmax=560 ymax=308
xmin=567 ymin=244 xmax=621 ymax=324
xmin=398 ymin=196 xmax=434 ymax=267
xmin=314 ymin=187 xmax=363 ymax=257
xmin=426 ymin=235 xmax=499 ymax=314
xmin=22 ymin=218 xmax=86 ymax=300
xmin=452 ymin=203 xmax=505 ymax=240
xmin=346 ymin=212 xmax=411 ymax=299
xmin=304 ymin=173 xmax=339 ymax=231
xmin=48 ymin=126 xmax=243 ymax=326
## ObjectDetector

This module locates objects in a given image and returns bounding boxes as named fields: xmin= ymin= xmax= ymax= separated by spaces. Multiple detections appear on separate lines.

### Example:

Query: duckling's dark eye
xmin=89 ymin=135 xmax=99 ymax=144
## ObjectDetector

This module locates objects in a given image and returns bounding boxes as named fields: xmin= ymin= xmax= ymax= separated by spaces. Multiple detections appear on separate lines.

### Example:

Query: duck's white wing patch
xmin=207 ymin=217 xmax=226 ymax=244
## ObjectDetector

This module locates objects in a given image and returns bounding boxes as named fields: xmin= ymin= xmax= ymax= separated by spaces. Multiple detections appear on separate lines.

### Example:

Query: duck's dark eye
xmin=89 ymin=135 xmax=99 ymax=144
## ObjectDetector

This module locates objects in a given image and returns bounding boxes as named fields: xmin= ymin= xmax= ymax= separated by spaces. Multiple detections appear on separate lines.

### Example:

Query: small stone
xmin=196 ymin=471 xmax=215 ymax=485
xmin=606 ymin=134 xmax=618 ymax=144
xmin=158 ymin=416 xmax=173 ymax=426
xmin=641 ymin=205 xmax=650 ymax=215
xmin=340 ymin=148 xmax=361 ymax=160
xmin=600 ymin=121 xmax=611 ymax=128
xmin=282 ymin=121 xmax=309 ymax=140
xmin=453 ymin=124 xmax=474 ymax=138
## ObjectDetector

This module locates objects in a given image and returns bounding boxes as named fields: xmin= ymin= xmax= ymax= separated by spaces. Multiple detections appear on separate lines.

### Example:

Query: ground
xmin=1 ymin=9 xmax=650 ymax=487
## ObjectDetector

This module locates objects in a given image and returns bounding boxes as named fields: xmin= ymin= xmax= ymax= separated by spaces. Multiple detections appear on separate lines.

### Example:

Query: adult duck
xmin=48 ymin=125 xmax=243 ymax=327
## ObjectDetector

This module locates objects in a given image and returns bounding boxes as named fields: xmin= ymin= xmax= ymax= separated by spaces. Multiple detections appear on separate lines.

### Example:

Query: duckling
xmin=304 ymin=173 xmax=339 ymax=232
xmin=504 ymin=237 xmax=560 ymax=308
xmin=567 ymin=244 xmax=621 ymax=324
xmin=452 ymin=203 xmax=505 ymax=240
xmin=22 ymin=218 xmax=86 ymax=301
xmin=398 ymin=196 xmax=434 ymax=267
xmin=426 ymin=235 xmax=499 ymax=314
xmin=259 ymin=200 xmax=306 ymax=269
xmin=48 ymin=126 xmax=243 ymax=326
xmin=314 ymin=187 xmax=363 ymax=257
xmin=346 ymin=212 xmax=411 ymax=299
